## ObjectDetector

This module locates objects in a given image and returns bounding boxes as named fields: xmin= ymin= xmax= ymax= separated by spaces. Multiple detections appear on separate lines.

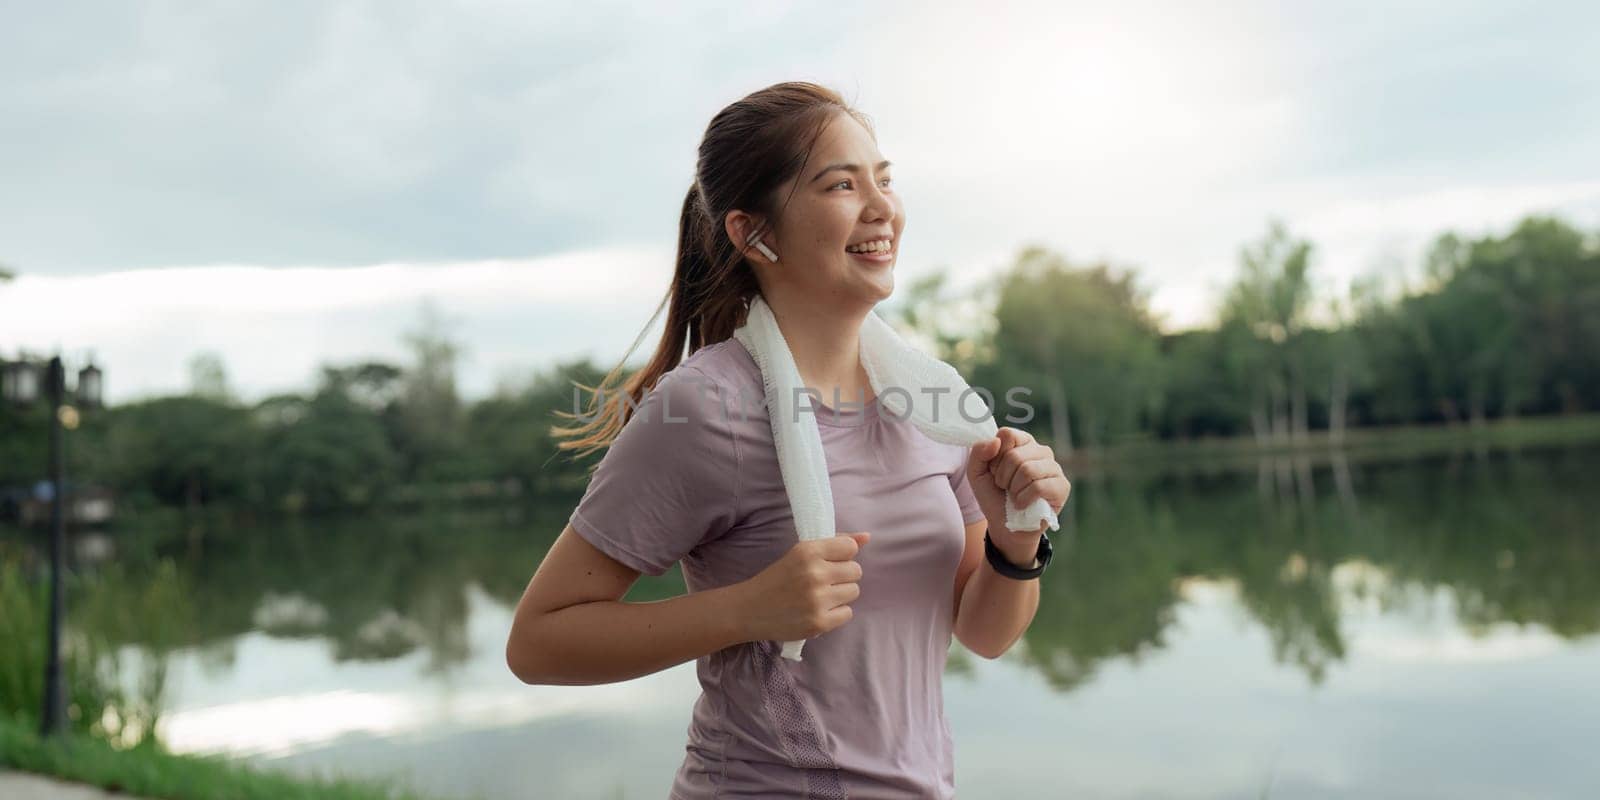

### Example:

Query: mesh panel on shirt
xmin=755 ymin=639 xmax=847 ymax=799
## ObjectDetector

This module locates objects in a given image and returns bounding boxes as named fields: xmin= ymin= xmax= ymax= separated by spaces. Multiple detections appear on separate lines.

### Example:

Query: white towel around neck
xmin=730 ymin=293 xmax=1060 ymax=661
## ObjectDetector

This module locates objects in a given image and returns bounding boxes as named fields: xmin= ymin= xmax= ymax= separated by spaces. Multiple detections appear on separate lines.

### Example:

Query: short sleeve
xmin=568 ymin=365 xmax=740 ymax=576
xmin=950 ymin=449 xmax=987 ymax=526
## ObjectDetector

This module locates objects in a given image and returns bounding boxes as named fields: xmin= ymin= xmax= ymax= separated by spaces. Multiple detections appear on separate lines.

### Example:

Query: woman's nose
xmin=863 ymin=182 xmax=895 ymax=223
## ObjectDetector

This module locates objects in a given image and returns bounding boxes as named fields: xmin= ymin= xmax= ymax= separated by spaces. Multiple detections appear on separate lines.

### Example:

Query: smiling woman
xmin=504 ymin=81 xmax=1024 ymax=799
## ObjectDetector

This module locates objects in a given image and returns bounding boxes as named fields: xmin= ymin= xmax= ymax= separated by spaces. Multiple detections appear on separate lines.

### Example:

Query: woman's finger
xmin=998 ymin=427 xmax=1034 ymax=449
xmin=968 ymin=437 xmax=1003 ymax=479
xmin=1018 ymin=474 xmax=1071 ymax=512
xmin=1007 ymin=458 xmax=1051 ymax=500
xmin=992 ymin=441 xmax=1051 ymax=491
xmin=826 ymin=581 xmax=862 ymax=608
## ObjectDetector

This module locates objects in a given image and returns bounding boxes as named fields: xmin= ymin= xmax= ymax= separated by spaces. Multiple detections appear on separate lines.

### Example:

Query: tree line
xmin=954 ymin=214 xmax=1599 ymax=453
xmin=1 ymin=303 xmax=600 ymax=514
xmin=1 ymin=213 xmax=1595 ymax=514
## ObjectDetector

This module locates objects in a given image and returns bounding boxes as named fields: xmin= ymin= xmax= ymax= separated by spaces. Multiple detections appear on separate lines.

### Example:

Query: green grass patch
xmin=0 ymin=713 xmax=442 ymax=800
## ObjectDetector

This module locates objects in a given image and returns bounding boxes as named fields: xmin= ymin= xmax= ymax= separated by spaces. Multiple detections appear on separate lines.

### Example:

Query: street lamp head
xmin=77 ymin=363 xmax=103 ymax=410
xmin=2 ymin=359 xmax=42 ymax=407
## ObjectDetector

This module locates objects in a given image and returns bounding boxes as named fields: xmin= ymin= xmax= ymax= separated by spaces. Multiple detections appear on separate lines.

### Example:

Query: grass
xmin=0 ymin=561 xmax=143 ymax=748
xmin=0 ymin=713 xmax=440 ymax=800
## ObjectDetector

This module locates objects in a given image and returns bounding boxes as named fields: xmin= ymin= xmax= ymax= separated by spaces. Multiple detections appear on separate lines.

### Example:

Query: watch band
xmin=984 ymin=530 xmax=1051 ymax=580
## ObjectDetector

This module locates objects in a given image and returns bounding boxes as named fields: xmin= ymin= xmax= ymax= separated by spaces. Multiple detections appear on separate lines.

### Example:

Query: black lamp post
xmin=2 ymin=353 xmax=103 ymax=737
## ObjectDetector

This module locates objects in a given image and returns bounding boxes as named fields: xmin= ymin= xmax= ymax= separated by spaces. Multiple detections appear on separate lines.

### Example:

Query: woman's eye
xmin=831 ymin=177 xmax=894 ymax=190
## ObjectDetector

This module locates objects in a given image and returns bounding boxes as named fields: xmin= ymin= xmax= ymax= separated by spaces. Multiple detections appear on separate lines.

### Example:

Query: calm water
xmin=16 ymin=445 xmax=1600 ymax=799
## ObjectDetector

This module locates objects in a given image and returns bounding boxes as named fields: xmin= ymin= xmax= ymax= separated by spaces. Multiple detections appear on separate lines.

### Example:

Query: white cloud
xmin=3 ymin=0 xmax=1598 ymax=384
xmin=0 ymin=246 xmax=673 ymax=404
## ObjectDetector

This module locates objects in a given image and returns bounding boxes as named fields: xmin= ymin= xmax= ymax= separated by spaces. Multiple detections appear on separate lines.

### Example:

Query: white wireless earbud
xmin=745 ymin=230 xmax=779 ymax=263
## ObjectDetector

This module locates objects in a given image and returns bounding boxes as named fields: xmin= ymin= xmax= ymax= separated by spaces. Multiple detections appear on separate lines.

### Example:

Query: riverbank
xmin=1063 ymin=412 xmax=1600 ymax=477
xmin=0 ymin=715 xmax=438 ymax=800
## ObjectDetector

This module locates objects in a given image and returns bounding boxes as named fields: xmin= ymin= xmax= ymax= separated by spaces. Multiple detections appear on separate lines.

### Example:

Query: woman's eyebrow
xmin=809 ymin=159 xmax=893 ymax=184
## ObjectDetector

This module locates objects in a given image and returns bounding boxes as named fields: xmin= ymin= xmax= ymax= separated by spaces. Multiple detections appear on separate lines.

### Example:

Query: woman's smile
xmin=848 ymin=247 xmax=895 ymax=266
xmin=845 ymin=236 xmax=896 ymax=266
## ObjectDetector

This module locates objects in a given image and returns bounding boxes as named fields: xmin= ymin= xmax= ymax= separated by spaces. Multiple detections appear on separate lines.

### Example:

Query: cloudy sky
xmin=3 ymin=0 xmax=1598 ymax=404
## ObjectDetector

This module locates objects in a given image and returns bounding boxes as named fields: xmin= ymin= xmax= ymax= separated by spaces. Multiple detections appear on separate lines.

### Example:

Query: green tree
xmin=393 ymin=301 xmax=467 ymax=482
xmin=987 ymin=247 xmax=1164 ymax=452
xmin=255 ymin=386 xmax=400 ymax=513
xmin=187 ymin=351 xmax=233 ymax=403
xmin=1320 ymin=276 xmax=1379 ymax=441
xmin=881 ymin=267 xmax=995 ymax=378
xmin=467 ymin=358 xmax=608 ymax=495
xmin=1459 ymin=216 xmax=1600 ymax=415
xmin=319 ymin=361 xmax=404 ymax=412
xmin=1221 ymin=220 xmax=1316 ymax=443
xmin=103 ymin=397 xmax=260 ymax=509
xmin=1357 ymin=216 xmax=1600 ymax=425
xmin=1158 ymin=326 xmax=1256 ymax=439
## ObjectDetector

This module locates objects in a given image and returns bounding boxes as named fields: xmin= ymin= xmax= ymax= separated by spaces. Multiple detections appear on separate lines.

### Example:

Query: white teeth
xmin=847 ymin=239 xmax=892 ymax=253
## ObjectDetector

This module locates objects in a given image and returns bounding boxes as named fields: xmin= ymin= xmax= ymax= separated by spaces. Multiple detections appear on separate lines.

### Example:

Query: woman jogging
xmin=505 ymin=81 xmax=1070 ymax=799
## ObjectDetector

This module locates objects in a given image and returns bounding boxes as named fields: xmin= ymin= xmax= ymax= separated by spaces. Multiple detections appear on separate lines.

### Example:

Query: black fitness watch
xmin=984 ymin=529 xmax=1052 ymax=580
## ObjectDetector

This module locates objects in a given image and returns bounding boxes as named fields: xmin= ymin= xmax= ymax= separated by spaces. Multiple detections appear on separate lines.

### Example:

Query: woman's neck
xmin=761 ymin=290 xmax=876 ymax=409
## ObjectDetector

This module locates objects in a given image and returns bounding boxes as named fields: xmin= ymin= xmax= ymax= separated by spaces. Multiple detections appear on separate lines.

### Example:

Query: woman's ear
xmin=725 ymin=211 xmax=778 ymax=263
xmin=748 ymin=234 xmax=779 ymax=263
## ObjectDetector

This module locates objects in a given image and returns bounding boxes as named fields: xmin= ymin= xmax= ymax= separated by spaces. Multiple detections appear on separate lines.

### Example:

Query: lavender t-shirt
xmin=567 ymin=337 xmax=985 ymax=799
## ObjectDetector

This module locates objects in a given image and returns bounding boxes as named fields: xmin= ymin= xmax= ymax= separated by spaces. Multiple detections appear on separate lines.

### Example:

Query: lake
xmin=17 ymin=444 xmax=1600 ymax=799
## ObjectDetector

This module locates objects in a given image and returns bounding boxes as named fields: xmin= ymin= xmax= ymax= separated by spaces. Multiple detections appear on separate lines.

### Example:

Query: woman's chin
xmin=863 ymin=269 xmax=894 ymax=301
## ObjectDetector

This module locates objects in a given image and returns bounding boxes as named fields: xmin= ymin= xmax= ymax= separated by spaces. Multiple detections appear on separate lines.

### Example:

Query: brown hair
xmin=551 ymin=81 xmax=875 ymax=463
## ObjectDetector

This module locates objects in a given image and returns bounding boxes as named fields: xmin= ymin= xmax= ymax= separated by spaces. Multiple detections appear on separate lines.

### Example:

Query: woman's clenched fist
xmin=733 ymin=532 xmax=870 ymax=642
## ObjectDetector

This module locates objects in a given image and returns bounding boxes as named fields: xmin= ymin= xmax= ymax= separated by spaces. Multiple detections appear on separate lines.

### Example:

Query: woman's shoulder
xmin=671 ymin=338 xmax=764 ymax=411
xmin=681 ymin=338 xmax=759 ymax=386
xmin=630 ymin=340 xmax=760 ymax=435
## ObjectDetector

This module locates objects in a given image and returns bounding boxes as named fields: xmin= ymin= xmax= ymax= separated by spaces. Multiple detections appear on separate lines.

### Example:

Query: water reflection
xmin=10 ymin=444 xmax=1597 ymax=798
xmin=1022 ymin=446 xmax=1600 ymax=693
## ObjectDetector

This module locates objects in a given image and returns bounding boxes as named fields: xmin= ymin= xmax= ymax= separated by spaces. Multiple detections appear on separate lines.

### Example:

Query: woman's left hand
xmin=966 ymin=427 xmax=1071 ymax=541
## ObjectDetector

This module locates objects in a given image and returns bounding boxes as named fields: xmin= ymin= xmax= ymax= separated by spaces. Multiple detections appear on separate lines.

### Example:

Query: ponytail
xmin=551 ymin=183 xmax=756 ymax=465
xmin=552 ymin=81 xmax=867 ymax=465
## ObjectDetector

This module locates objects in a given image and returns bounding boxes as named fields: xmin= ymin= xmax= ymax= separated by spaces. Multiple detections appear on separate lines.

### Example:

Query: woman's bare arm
xmin=505 ymin=523 xmax=752 ymax=685
xmin=951 ymin=518 xmax=1042 ymax=659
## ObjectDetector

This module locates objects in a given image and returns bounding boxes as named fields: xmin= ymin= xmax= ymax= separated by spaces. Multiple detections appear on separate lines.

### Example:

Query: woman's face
xmin=748 ymin=112 xmax=905 ymax=306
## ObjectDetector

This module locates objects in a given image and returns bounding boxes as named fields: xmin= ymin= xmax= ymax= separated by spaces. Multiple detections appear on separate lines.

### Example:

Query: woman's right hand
xmin=732 ymin=532 xmax=870 ymax=643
